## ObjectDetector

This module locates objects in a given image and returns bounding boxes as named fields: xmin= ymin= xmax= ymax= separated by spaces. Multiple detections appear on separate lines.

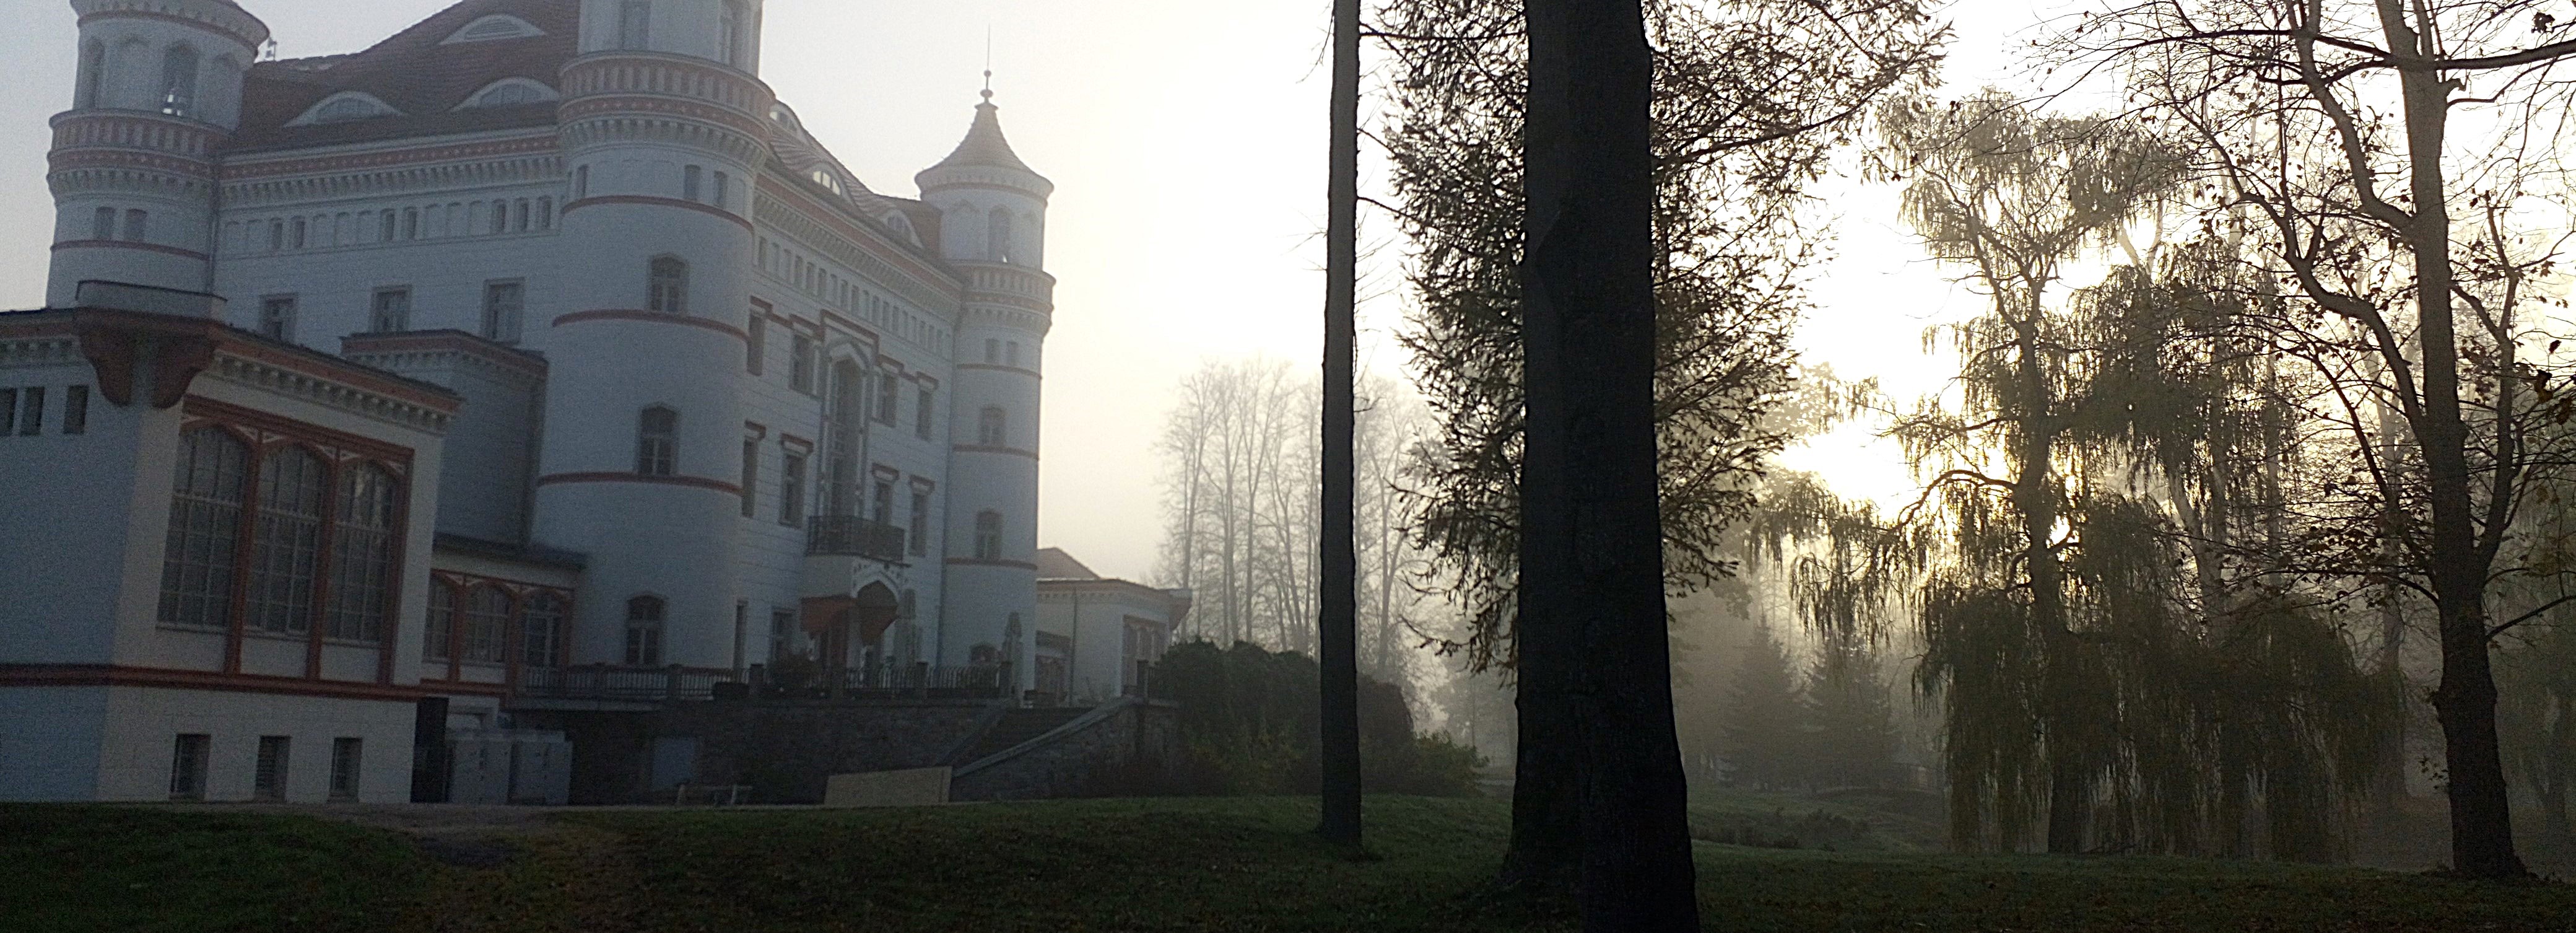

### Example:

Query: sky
xmin=0 ymin=0 xmax=2053 ymax=581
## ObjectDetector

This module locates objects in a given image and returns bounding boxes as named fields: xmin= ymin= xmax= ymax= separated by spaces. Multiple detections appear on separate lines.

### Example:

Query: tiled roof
xmin=232 ymin=0 xmax=575 ymax=150
xmin=1035 ymin=548 xmax=1100 ymax=580
xmin=928 ymin=98 xmax=1034 ymax=175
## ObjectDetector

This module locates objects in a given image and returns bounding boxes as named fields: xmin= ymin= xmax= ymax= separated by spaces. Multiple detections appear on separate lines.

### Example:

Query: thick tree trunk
xmin=2380 ymin=10 xmax=2526 ymax=877
xmin=1316 ymin=0 xmax=1363 ymax=849
xmin=1520 ymin=0 xmax=1700 ymax=927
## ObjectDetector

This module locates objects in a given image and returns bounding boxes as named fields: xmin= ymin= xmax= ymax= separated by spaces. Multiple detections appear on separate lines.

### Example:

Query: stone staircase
xmin=955 ymin=706 xmax=1090 ymax=767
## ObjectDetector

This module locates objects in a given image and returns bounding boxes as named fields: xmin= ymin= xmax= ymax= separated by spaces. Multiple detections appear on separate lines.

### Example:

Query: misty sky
xmin=0 ymin=0 xmax=2052 ymax=581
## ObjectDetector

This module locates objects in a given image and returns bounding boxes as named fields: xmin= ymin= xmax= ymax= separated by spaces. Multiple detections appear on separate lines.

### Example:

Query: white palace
xmin=0 ymin=0 xmax=1181 ymax=804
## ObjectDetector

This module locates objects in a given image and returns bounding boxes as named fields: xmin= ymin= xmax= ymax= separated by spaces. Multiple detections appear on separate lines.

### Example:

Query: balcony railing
xmin=517 ymin=664 xmax=731 ymax=703
xmin=805 ymin=515 xmax=907 ymax=561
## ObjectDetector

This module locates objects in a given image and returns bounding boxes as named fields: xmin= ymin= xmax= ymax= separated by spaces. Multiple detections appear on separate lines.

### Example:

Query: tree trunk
xmin=1316 ymin=0 xmax=1363 ymax=849
xmin=2380 ymin=4 xmax=2526 ymax=878
xmin=1520 ymin=0 xmax=1700 ymax=927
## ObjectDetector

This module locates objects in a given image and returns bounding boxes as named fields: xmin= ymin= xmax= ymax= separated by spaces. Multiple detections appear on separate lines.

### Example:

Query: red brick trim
xmin=944 ymin=558 xmax=1040 ymax=571
xmin=554 ymin=309 xmax=749 ymax=343
xmin=537 ymin=471 xmax=744 ymax=495
xmin=951 ymin=444 xmax=1039 ymax=461
xmin=561 ymin=195 xmax=754 ymax=233
xmin=0 ymin=665 xmax=427 ymax=703
xmin=955 ymin=363 xmax=1042 ymax=379
xmin=222 ymin=135 xmax=557 ymax=179
xmin=51 ymin=239 xmax=211 ymax=261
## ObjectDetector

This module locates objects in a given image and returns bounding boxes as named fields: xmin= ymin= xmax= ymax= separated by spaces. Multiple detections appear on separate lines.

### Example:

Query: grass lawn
xmin=7 ymin=796 xmax=2574 ymax=932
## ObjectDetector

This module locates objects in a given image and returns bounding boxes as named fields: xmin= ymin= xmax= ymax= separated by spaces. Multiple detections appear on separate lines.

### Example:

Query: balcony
xmin=516 ymin=664 xmax=731 ymax=707
xmin=806 ymin=515 xmax=906 ymax=562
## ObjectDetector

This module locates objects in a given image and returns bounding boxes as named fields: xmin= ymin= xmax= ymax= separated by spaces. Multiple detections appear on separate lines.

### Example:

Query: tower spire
xmin=982 ymin=27 xmax=994 ymax=103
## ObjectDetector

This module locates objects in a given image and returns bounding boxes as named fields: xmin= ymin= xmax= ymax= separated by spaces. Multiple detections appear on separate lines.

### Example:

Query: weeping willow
xmin=1878 ymin=95 xmax=2396 ymax=858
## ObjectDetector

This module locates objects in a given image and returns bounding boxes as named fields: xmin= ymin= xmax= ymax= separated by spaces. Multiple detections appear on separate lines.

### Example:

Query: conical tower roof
xmin=916 ymin=89 xmax=1053 ymax=199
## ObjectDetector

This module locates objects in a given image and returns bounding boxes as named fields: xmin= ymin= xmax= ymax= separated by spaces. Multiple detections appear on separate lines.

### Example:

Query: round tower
xmin=530 ymin=0 xmax=772 ymax=670
xmin=46 ymin=0 xmax=268 ymax=307
xmin=918 ymin=88 xmax=1054 ymax=691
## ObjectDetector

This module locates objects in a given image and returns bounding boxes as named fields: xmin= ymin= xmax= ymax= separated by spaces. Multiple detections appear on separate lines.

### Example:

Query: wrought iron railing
xmin=804 ymin=515 xmax=907 ymax=561
xmin=517 ymin=664 xmax=730 ymax=703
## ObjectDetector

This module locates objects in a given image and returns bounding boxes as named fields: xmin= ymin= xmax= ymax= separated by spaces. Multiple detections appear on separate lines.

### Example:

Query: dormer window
xmin=809 ymin=169 xmax=843 ymax=196
xmin=459 ymin=79 xmax=555 ymax=110
xmin=440 ymin=14 xmax=546 ymax=45
xmin=294 ymin=92 xmax=401 ymax=126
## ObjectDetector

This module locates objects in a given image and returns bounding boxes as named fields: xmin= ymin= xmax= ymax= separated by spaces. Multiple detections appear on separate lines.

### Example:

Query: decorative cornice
xmin=201 ymin=351 xmax=456 ymax=433
xmin=73 ymin=0 xmax=270 ymax=49
xmin=562 ymin=195 xmax=753 ymax=232
xmin=755 ymin=176 xmax=964 ymax=313
xmin=950 ymin=444 xmax=1038 ymax=461
xmin=943 ymin=557 xmax=1040 ymax=571
xmin=537 ymin=472 xmax=743 ymax=494
xmin=0 ymin=665 xmax=423 ymax=703
xmin=552 ymin=309 xmax=748 ymax=343
xmin=955 ymin=362 xmax=1041 ymax=380
xmin=50 ymin=240 xmax=212 ymax=262
xmin=342 ymin=330 xmax=549 ymax=389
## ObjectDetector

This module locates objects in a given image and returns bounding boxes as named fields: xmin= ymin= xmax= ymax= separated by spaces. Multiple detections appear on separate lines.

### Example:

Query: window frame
xmin=646 ymin=256 xmax=689 ymax=315
xmin=624 ymin=595 xmax=666 ymax=667
xmin=369 ymin=287 xmax=412 ymax=333
xmin=635 ymin=406 xmax=678 ymax=476
xmin=329 ymin=737 xmax=363 ymax=802
xmin=481 ymin=280 xmax=525 ymax=344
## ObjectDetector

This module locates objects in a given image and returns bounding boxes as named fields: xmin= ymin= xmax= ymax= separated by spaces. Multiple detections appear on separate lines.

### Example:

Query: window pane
xmin=463 ymin=585 xmax=510 ymax=663
xmin=19 ymin=387 xmax=44 ymax=436
xmin=169 ymin=734 xmax=210 ymax=800
xmin=482 ymin=282 xmax=523 ymax=343
xmin=523 ymin=592 xmax=567 ymax=667
xmin=254 ymin=735 xmax=289 ymax=801
xmin=326 ymin=465 xmax=400 ymax=642
xmin=329 ymin=737 xmax=362 ymax=800
xmin=63 ymin=386 xmax=89 ymax=436
xmin=246 ymin=448 xmax=328 ymax=635
xmin=159 ymin=427 xmax=250 ymax=628
xmin=425 ymin=583 xmax=455 ymax=662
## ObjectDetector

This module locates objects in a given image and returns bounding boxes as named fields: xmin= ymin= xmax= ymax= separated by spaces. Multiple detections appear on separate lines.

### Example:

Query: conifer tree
xmin=1804 ymin=633 xmax=1895 ymax=790
xmin=1723 ymin=624 xmax=1807 ymax=790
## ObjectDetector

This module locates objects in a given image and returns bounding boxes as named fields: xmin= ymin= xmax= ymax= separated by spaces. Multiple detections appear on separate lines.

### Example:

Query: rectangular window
xmin=909 ymin=490 xmax=929 ymax=556
xmin=425 ymin=585 xmax=455 ymax=662
xmin=123 ymin=209 xmax=149 ymax=242
xmin=619 ymin=1 xmax=651 ymax=49
xmin=63 ymin=385 xmax=88 ymax=436
xmin=636 ymin=407 xmax=677 ymax=476
xmin=984 ymin=338 xmax=999 ymax=364
xmin=0 ymin=388 xmax=14 ymax=436
xmin=713 ymin=171 xmax=730 ymax=210
xmin=875 ymin=373 xmax=900 ymax=424
xmin=1006 ymin=341 xmax=1021 ymax=368
xmin=290 ymin=217 xmax=306 ymax=250
xmin=745 ymin=315 xmax=766 ymax=374
xmin=490 ymin=200 xmax=510 ymax=235
xmin=254 ymin=735 xmax=290 ymax=801
xmin=684 ymin=165 xmax=703 ymax=202
xmin=779 ymin=452 xmax=806 ymax=526
xmin=790 ymin=335 xmax=817 ymax=395
xmin=739 ymin=437 xmax=759 ymax=518
xmin=402 ymin=208 xmax=419 ymax=240
xmin=329 ymin=738 xmax=362 ymax=801
xmin=515 ymin=198 xmax=531 ymax=232
xmin=370 ymin=288 xmax=411 ymax=333
xmin=259 ymin=296 xmax=296 ymax=341
xmin=380 ymin=210 xmax=397 ymax=242
xmin=720 ymin=1 xmax=744 ymax=66
xmin=481 ymin=281 xmax=524 ymax=344
xmin=770 ymin=608 xmax=798 ymax=662
xmin=916 ymin=388 xmax=934 ymax=440
xmin=871 ymin=480 xmax=894 ymax=524
xmin=93 ymin=206 xmax=116 ymax=240
xmin=169 ymin=734 xmax=210 ymax=800
xmin=18 ymin=387 xmax=44 ymax=436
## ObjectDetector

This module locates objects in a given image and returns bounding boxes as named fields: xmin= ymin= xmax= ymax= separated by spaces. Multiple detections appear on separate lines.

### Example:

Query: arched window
xmin=308 ymin=95 xmax=394 ymax=125
xmin=245 ymin=447 xmax=329 ymax=634
xmin=635 ymin=406 xmax=677 ymax=476
xmin=574 ymin=166 xmax=589 ymax=201
xmin=973 ymin=510 xmax=1003 ymax=561
xmin=720 ymin=1 xmax=749 ymax=67
xmin=523 ymin=591 xmax=568 ymax=667
xmin=157 ymin=427 xmax=250 ymax=628
xmin=466 ymin=81 xmax=549 ymax=109
xmin=325 ymin=463 xmax=400 ymax=643
xmin=988 ymin=208 xmax=1014 ymax=263
xmin=463 ymin=585 xmax=510 ymax=663
xmin=647 ymin=256 xmax=688 ymax=313
xmin=160 ymin=45 xmax=199 ymax=117
xmin=77 ymin=40 xmax=105 ymax=108
xmin=625 ymin=596 xmax=665 ymax=666
xmin=977 ymin=406 xmax=1007 ymax=447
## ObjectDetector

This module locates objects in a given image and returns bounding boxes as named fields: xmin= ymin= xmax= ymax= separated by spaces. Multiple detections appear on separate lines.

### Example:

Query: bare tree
xmin=2055 ymin=0 xmax=2576 ymax=877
